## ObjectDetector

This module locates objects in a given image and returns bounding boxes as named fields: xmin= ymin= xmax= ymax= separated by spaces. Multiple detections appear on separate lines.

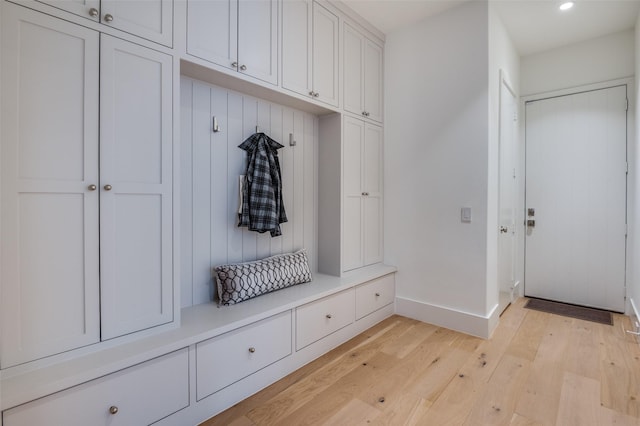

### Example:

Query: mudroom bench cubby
xmin=1 ymin=264 xmax=396 ymax=426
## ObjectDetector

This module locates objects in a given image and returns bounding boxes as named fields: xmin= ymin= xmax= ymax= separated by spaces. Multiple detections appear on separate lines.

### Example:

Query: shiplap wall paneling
xmin=180 ymin=77 xmax=318 ymax=307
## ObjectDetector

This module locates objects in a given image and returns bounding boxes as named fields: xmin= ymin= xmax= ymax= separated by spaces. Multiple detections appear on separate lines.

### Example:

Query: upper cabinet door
xmin=0 ymin=4 xmax=100 ymax=368
xmin=187 ymin=0 xmax=238 ymax=70
xmin=343 ymin=22 xmax=364 ymax=117
xmin=101 ymin=0 xmax=174 ymax=47
xmin=99 ymin=35 xmax=173 ymax=340
xmin=343 ymin=22 xmax=383 ymax=123
xmin=238 ymin=0 xmax=278 ymax=84
xmin=363 ymin=40 xmax=383 ymax=123
xmin=36 ymin=0 xmax=101 ymax=22
xmin=312 ymin=2 xmax=339 ymax=107
xmin=281 ymin=0 xmax=312 ymax=97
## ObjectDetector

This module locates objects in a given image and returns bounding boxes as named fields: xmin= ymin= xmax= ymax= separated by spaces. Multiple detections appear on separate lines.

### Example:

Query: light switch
xmin=461 ymin=207 xmax=472 ymax=223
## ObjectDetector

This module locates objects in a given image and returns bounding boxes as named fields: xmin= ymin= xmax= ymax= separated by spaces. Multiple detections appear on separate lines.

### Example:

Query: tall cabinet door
xmin=312 ymin=2 xmax=339 ymax=107
xmin=363 ymin=123 xmax=383 ymax=265
xmin=238 ymin=0 xmax=278 ymax=84
xmin=99 ymin=35 xmax=173 ymax=340
xmin=342 ymin=117 xmax=364 ymax=272
xmin=0 ymin=4 xmax=100 ymax=368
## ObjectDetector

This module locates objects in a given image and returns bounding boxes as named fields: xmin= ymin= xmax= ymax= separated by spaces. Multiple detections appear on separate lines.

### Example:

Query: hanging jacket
xmin=238 ymin=132 xmax=287 ymax=237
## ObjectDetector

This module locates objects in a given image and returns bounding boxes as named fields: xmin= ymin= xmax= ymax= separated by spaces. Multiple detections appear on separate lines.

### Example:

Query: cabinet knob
xmin=231 ymin=62 xmax=238 ymax=68
xmin=313 ymin=92 xmax=319 ymax=98
xmin=375 ymin=293 xmax=381 ymax=297
xmin=240 ymin=64 xmax=247 ymax=71
xmin=326 ymin=314 xmax=332 ymax=319
xmin=88 ymin=184 xmax=97 ymax=191
xmin=109 ymin=406 xmax=119 ymax=415
xmin=88 ymin=7 xmax=99 ymax=17
xmin=104 ymin=13 xmax=114 ymax=22
xmin=362 ymin=192 xmax=369 ymax=196
xmin=248 ymin=347 xmax=256 ymax=353
xmin=104 ymin=184 xmax=113 ymax=191
xmin=309 ymin=91 xmax=315 ymax=96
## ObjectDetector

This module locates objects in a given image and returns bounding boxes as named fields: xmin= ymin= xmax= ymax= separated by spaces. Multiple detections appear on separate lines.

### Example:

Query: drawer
xmin=3 ymin=348 xmax=189 ymax=426
xmin=296 ymin=289 xmax=355 ymax=351
xmin=196 ymin=310 xmax=292 ymax=400
xmin=355 ymin=274 xmax=395 ymax=320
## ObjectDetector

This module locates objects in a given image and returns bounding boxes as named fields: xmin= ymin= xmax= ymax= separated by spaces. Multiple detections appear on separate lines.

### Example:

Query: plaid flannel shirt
xmin=238 ymin=133 xmax=287 ymax=237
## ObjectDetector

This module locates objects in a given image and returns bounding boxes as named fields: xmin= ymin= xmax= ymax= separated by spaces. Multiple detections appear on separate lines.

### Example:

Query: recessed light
xmin=559 ymin=2 xmax=574 ymax=10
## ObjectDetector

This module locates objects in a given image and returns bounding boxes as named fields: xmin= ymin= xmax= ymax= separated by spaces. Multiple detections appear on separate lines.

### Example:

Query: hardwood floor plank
xmin=202 ymin=299 xmax=640 ymax=426
xmin=464 ymin=354 xmax=531 ymax=426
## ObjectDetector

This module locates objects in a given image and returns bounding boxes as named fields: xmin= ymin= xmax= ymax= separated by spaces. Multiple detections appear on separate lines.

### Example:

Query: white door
xmin=101 ymin=0 xmax=173 ymax=47
xmin=498 ymin=76 xmax=518 ymax=306
xmin=343 ymin=117 xmax=364 ymax=271
xmin=100 ymin=35 xmax=173 ymax=339
xmin=343 ymin=23 xmax=364 ymax=117
xmin=525 ymin=85 xmax=627 ymax=312
xmin=363 ymin=39 xmax=383 ymax=122
xmin=0 ymin=4 xmax=100 ymax=367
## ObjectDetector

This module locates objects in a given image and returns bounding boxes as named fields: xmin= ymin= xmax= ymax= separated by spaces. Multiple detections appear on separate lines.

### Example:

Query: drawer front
xmin=196 ymin=310 xmax=292 ymax=400
xmin=3 ymin=348 xmax=189 ymax=426
xmin=296 ymin=289 xmax=355 ymax=351
xmin=355 ymin=274 xmax=395 ymax=320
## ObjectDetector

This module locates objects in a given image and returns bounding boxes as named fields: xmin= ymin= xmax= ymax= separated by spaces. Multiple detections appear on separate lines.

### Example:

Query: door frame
xmin=520 ymin=77 xmax=633 ymax=313
xmin=497 ymin=69 xmax=519 ymax=314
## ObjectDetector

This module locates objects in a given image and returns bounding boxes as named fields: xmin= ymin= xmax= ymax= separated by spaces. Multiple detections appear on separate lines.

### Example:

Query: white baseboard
xmin=629 ymin=298 xmax=640 ymax=345
xmin=395 ymin=297 xmax=500 ymax=339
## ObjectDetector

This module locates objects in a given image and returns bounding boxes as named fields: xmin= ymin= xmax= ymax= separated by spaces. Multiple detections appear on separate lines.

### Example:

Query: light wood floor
xmin=201 ymin=298 xmax=640 ymax=425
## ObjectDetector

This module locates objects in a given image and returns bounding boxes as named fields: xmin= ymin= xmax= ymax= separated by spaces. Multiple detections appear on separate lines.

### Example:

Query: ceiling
xmin=341 ymin=0 xmax=640 ymax=56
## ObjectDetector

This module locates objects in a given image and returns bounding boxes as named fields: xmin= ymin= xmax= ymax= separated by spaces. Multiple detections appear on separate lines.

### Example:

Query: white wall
xmin=521 ymin=30 xmax=635 ymax=96
xmin=180 ymin=77 xmax=318 ymax=307
xmin=488 ymin=4 xmax=521 ymax=316
xmin=384 ymin=1 xmax=492 ymax=337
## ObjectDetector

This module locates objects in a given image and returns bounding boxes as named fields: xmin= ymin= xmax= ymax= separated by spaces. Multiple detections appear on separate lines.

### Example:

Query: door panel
xmin=312 ymin=2 xmax=339 ymax=107
xmin=101 ymin=0 xmax=173 ymax=46
xmin=238 ymin=0 xmax=278 ymax=84
xmin=0 ymin=5 xmax=100 ymax=367
xmin=343 ymin=23 xmax=363 ymax=116
xmin=281 ymin=0 xmax=312 ymax=96
xmin=525 ymin=85 xmax=627 ymax=312
xmin=187 ymin=0 xmax=237 ymax=69
xmin=100 ymin=35 xmax=173 ymax=339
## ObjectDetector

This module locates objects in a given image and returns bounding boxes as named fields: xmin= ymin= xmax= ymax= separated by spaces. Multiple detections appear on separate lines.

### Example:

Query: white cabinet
xmin=296 ymin=289 xmax=354 ymax=350
xmin=355 ymin=274 xmax=394 ymax=320
xmin=0 ymin=4 xmax=174 ymax=367
xmin=343 ymin=22 xmax=383 ymax=123
xmin=282 ymin=0 xmax=339 ymax=107
xmin=196 ymin=311 xmax=292 ymax=400
xmin=35 ymin=0 xmax=173 ymax=46
xmin=187 ymin=0 xmax=278 ymax=85
xmin=3 ymin=349 xmax=189 ymax=426
xmin=343 ymin=117 xmax=383 ymax=272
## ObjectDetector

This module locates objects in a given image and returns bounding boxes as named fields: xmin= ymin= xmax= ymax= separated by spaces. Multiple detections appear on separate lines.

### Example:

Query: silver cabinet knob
xmin=104 ymin=184 xmax=112 ymax=191
xmin=248 ymin=347 xmax=256 ymax=353
xmin=104 ymin=13 xmax=113 ymax=22
xmin=500 ymin=226 xmax=508 ymax=234
xmin=240 ymin=64 xmax=247 ymax=71
xmin=309 ymin=91 xmax=315 ymax=96
xmin=109 ymin=406 xmax=119 ymax=415
xmin=314 ymin=92 xmax=319 ymax=98
xmin=88 ymin=184 xmax=97 ymax=191
xmin=362 ymin=111 xmax=367 ymax=116
xmin=231 ymin=62 xmax=238 ymax=68
xmin=375 ymin=293 xmax=381 ymax=297
xmin=88 ymin=7 xmax=99 ymax=17
xmin=326 ymin=314 xmax=332 ymax=319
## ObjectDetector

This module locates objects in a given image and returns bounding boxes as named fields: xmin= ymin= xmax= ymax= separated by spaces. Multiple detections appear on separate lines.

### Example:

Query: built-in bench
xmin=1 ymin=264 xmax=396 ymax=425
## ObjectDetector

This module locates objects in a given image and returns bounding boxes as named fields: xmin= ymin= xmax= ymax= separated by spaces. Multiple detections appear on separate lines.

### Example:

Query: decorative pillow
xmin=214 ymin=249 xmax=312 ymax=306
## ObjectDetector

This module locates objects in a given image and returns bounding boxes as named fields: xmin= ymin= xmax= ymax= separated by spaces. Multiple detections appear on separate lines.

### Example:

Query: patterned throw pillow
xmin=214 ymin=250 xmax=312 ymax=306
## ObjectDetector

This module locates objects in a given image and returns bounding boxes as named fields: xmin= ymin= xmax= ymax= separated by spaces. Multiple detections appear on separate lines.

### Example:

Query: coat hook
xmin=212 ymin=116 xmax=220 ymax=133
xmin=289 ymin=133 xmax=296 ymax=147
xmin=255 ymin=125 xmax=260 ymax=134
